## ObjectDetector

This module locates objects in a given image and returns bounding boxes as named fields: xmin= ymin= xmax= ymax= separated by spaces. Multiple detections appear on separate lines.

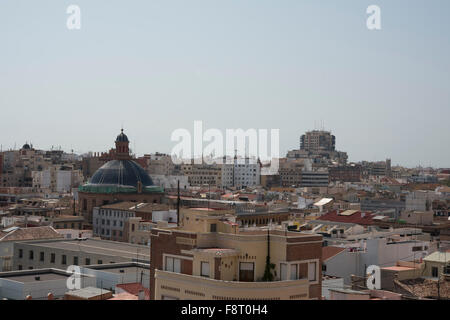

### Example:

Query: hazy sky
xmin=0 ymin=0 xmax=449 ymax=167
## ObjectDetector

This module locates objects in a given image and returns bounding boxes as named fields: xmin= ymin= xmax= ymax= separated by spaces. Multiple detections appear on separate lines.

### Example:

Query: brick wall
xmin=149 ymin=229 xmax=196 ymax=299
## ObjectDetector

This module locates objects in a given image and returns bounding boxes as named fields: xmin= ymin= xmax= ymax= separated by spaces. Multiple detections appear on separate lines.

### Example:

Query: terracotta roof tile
xmin=115 ymin=283 xmax=150 ymax=300
xmin=318 ymin=210 xmax=376 ymax=226
xmin=0 ymin=226 xmax=63 ymax=242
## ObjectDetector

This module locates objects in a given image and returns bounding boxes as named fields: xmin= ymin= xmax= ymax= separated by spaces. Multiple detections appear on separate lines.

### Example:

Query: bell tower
xmin=115 ymin=129 xmax=132 ymax=160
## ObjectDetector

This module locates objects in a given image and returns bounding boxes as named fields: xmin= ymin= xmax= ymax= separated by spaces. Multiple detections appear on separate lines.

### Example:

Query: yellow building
xmin=149 ymin=210 xmax=323 ymax=300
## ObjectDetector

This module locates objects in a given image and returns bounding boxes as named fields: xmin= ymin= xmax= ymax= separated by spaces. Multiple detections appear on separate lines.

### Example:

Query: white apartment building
xmin=32 ymin=166 xmax=83 ymax=193
xmin=323 ymin=235 xmax=435 ymax=284
xmin=221 ymin=157 xmax=261 ymax=189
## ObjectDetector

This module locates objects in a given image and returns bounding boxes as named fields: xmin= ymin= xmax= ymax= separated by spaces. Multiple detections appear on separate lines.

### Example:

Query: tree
xmin=262 ymin=228 xmax=276 ymax=281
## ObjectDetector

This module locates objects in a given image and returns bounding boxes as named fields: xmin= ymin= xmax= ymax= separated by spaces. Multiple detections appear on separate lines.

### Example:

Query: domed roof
xmin=116 ymin=129 xmax=129 ymax=142
xmin=22 ymin=143 xmax=31 ymax=150
xmin=88 ymin=160 xmax=153 ymax=188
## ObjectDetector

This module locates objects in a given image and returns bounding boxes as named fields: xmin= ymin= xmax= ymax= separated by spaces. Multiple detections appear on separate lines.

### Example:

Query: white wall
xmin=152 ymin=210 xmax=177 ymax=223
xmin=322 ymin=277 xmax=345 ymax=300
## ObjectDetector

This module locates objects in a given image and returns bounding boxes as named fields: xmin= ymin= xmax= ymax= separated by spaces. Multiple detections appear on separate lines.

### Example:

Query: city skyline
xmin=0 ymin=126 xmax=446 ymax=169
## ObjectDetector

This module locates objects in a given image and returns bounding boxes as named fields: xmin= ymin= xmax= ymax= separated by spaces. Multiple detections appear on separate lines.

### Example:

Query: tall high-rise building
xmin=300 ymin=130 xmax=336 ymax=152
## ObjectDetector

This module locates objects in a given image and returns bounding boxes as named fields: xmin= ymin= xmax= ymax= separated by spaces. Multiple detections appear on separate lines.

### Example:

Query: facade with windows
xmin=150 ymin=226 xmax=323 ymax=300
xmin=423 ymin=251 xmax=450 ymax=279
xmin=221 ymin=157 xmax=261 ymax=189
xmin=92 ymin=202 xmax=172 ymax=242
xmin=93 ymin=206 xmax=133 ymax=242
xmin=12 ymin=238 xmax=149 ymax=271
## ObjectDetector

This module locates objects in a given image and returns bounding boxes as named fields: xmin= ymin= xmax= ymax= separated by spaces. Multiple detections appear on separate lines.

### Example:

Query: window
xmin=308 ymin=262 xmax=317 ymax=281
xmin=40 ymin=252 xmax=44 ymax=262
xmin=412 ymin=246 xmax=423 ymax=252
xmin=239 ymin=262 xmax=254 ymax=282
xmin=432 ymin=266 xmax=439 ymax=278
xmin=19 ymin=249 xmax=23 ymax=258
xmin=73 ymin=256 xmax=79 ymax=265
xmin=62 ymin=255 xmax=67 ymax=265
xmin=18 ymin=265 xmax=22 ymax=270
xmin=201 ymin=262 xmax=210 ymax=277
xmin=51 ymin=253 xmax=55 ymax=263
xmin=85 ymin=258 xmax=90 ymax=265
xmin=290 ymin=264 xmax=298 ymax=280
xmin=165 ymin=256 xmax=181 ymax=273
xmin=210 ymin=224 xmax=217 ymax=232
xmin=98 ymin=260 xmax=103 ymax=264
xmin=29 ymin=250 xmax=34 ymax=260
xmin=280 ymin=263 xmax=288 ymax=280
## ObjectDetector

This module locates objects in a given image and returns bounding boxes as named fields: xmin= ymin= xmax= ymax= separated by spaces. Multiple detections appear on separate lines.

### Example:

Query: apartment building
xmin=301 ymin=170 xmax=329 ymax=188
xmin=279 ymin=160 xmax=302 ymax=187
xmin=32 ymin=165 xmax=83 ymax=193
xmin=126 ymin=210 xmax=178 ymax=245
xmin=146 ymin=153 xmax=175 ymax=176
xmin=322 ymin=235 xmax=434 ymax=284
xmin=329 ymin=165 xmax=361 ymax=182
xmin=221 ymin=157 xmax=261 ymax=189
xmin=300 ymin=130 xmax=335 ymax=152
xmin=181 ymin=163 xmax=222 ymax=187
xmin=0 ymin=226 xmax=63 ymax=272
xmin=92 ymin=202 xmax=171 ymax=242
xmin=361 ymin=159 xmax=392 ymax=178
xmin=1 ymin=146 xmax=51 ymax=188
xmin=149 ymin=209 xmax=323 ymax=300
xmin=13 ymin=238 xmax=150 ymax=271
xmin=150 ymin=227 xmax=323 ymax=300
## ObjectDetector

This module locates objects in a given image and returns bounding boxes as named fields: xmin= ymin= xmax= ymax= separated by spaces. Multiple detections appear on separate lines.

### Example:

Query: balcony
xmin=154 ymin=269 xmax=310 ymax=300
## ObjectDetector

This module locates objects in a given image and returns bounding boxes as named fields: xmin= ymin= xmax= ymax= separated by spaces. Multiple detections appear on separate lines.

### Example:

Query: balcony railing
xmin=154 ymin=269 xmax=310 ymax=300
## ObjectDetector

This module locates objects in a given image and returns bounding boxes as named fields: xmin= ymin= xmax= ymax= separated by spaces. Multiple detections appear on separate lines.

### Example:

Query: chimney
xmin=138 ymin=289 xmax=145 ymax=300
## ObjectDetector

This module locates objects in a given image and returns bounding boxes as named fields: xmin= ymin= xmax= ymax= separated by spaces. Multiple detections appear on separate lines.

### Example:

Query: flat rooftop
xmin=86 ymin=265 xmax=150 ymax=275
xmin=0 ymin=269 xmax=91 ymax=283
xmin=22 ymin=239 xmax=150 ymax=260
xmin=1 ymin=272 xmax=68 ymax=283
xmin=382 ymin=266 xmax=417 ymax=272
xmin=66 ymin=286 xmax=111 ymax=299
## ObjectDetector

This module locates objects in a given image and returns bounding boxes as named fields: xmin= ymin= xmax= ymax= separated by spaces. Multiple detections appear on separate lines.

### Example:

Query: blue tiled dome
xmin=89 ymin=160 xmax=153 ymax=187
